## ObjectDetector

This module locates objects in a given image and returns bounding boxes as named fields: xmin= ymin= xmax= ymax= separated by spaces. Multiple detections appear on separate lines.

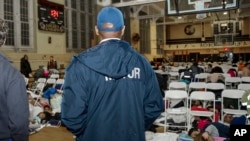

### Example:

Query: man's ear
xmin=95 ymin=26 xmax=99 ymax=36
xmin=121 ymin=26 xmax=125 ymax=36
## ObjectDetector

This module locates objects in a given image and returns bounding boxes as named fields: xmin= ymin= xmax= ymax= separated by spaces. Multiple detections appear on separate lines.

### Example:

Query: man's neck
xmin=99 ymin=38 xmax=120 ymax=44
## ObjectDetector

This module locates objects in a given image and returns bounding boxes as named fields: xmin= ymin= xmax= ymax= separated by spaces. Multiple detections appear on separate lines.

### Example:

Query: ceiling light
xmin=223 ymin=11 xmax=228 ymax=15
xmin=177 ymin=16 xmax=182 ymax=19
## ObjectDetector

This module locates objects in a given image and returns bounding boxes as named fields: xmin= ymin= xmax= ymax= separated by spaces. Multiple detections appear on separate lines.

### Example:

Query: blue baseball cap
xmin=97 ymin=7 xmax=124 ymax=32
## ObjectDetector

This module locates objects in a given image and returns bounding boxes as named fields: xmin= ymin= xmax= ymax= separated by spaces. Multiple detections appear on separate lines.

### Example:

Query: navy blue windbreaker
xmin=0 ymin=53 xmax=29 ymax=141
xmin=61 ymin=39 xmax=164 ymax=141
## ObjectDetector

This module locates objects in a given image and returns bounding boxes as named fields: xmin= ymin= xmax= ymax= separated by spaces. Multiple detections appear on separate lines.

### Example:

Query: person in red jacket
xmin=47 ymin=55 xmax=57 ymax=70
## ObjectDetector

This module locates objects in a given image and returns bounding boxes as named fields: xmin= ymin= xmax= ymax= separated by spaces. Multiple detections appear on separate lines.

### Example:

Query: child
xmin=43 ymin=105 xmax=62 ymax=126
xmin=188 ymin=127 xmax=223 ymax=141
xmin=30 ymin=111 xmax=51 ymax=124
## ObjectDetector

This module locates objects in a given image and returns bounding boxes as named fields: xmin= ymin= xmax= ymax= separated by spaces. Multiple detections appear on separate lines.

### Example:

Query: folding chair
xmin=164 ymin=90 xmax=189 ymax=132
xmin=238 ymin=83 xmax=250 ymax=91
xmin=27 ymin=90 xmax=40 ymax=100
xmin=221 ymin=89 xmax=247 ymax=122
xmin=168 ymin=71 xmax=180 ymax=81
xmin=194 ymin=73 xmax=208 ymax=82
xmin=224 ymin=77 xmax=241 ymax=89
xmin=205 ymin=83 xmax=225 ymax=100
xmin=170 ymin=66 xmax=180 ymax=72
xmin=169 ymin=81 xmax=187 ymax=91
xmin=49 ymin=69 xmax=60 ymax=74
xmin=188 ymin=82 xmax=206 ymax=95
xmin=37 ymin=78 xmax=47 ymax=83
xmin=41 ymin=78 xmax=56 ymax=92
xmin=241 ymin=77 xmax=250 ymax=84
xmin=54 ymin=78 xmax=65 ymax=93
xmin=46 ymin=78 xmax=57 ymax=87
xmin=188 ymin=91 xmax=216 ymax=130
xmin=50 ymin=73 xmax=60 ymax=79
xmin=29 ymin=82 xmax=45 ymax=95
xmin=222 ymin=73 xmax=231 ymax=78
xmin=27 ymin=82 xmax=45 ymax=106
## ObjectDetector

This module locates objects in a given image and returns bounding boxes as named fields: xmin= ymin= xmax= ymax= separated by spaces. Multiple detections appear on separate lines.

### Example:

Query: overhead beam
xmin=111 ymin=0 xmax=165 ymax=7
xmin=240 ymin=4 xmax=250 ymax=8
xmin=136 ymin=14 xmax=164 ymax=20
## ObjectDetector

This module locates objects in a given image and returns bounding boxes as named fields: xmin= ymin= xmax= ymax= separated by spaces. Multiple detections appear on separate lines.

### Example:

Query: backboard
xmin=214 ymin=34 xmax=234 ymax=46
xmin=166 ymin=0 xmax=239 ymax=16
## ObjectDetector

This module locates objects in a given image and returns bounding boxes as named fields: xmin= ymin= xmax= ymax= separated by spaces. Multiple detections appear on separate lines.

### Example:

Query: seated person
xmin=211 ymin=66 xmax=223 ymax=73
xmin=238 ymin=59 xmax=245 ymax=72
xmin=207 ymin=73 xmax=225 ymax=83
xmin=206 ymin=64 xmax=213 ymax=73
xmin=242 ymin=62 xmax=250 ymax=77
xmin=189 ymin=62 xmax=203 ymax=76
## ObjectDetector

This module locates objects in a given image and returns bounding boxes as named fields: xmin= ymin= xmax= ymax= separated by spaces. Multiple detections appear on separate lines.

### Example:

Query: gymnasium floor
xmin=29 ymin=127 xmax=75 ymax=141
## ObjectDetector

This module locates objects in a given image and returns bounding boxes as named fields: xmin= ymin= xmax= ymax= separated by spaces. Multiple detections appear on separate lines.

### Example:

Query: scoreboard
xmin=38 ymin=0 xmax=64 ymax=33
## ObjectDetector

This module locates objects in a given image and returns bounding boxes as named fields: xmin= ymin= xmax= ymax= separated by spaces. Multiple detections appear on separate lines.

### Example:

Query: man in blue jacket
xmin=61 ymin=6 xmax=164 ymax=141
xmin=0 ymin=19 xmax=29 ymax=141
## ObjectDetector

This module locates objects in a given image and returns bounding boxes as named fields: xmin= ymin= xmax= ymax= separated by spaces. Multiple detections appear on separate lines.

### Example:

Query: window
xmin=1 ymin=0 xmax=34 ymax=49
xmin=4 ymin=0 xmax=14 ymax=46
xmin=20 ymin=0 xmax=29 ymax=46
xmin=21 ymin=23 xmax=29 ymax=46
xmin=65 ymin=0 xmax=95 ymax=51
xmin=156 ymin=24 xmax=164 ymax=55
xmin=71 ymin=10 xmax=78 ymax=49
xmin=139 ymin=19 xmax=151 ymax=54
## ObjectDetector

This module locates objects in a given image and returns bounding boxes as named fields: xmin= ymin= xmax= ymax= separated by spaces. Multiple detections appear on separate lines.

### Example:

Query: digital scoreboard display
xmin=38 ymin=0 xmax=64 ymax=33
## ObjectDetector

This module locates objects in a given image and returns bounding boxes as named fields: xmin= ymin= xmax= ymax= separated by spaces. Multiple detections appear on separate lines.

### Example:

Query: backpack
xmin=183 ymin=69 xmax=194 ymax=79
xmin=181 ymin=69 xmax=194 ymax=84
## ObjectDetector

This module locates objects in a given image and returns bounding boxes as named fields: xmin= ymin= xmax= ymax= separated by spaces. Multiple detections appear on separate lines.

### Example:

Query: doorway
xmin=189 ymin=52 xmax=200 ymax=62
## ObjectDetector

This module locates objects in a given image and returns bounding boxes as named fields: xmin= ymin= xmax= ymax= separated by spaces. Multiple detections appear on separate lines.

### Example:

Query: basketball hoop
xmin=195 ymin=0 xmax=211 ymax=19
